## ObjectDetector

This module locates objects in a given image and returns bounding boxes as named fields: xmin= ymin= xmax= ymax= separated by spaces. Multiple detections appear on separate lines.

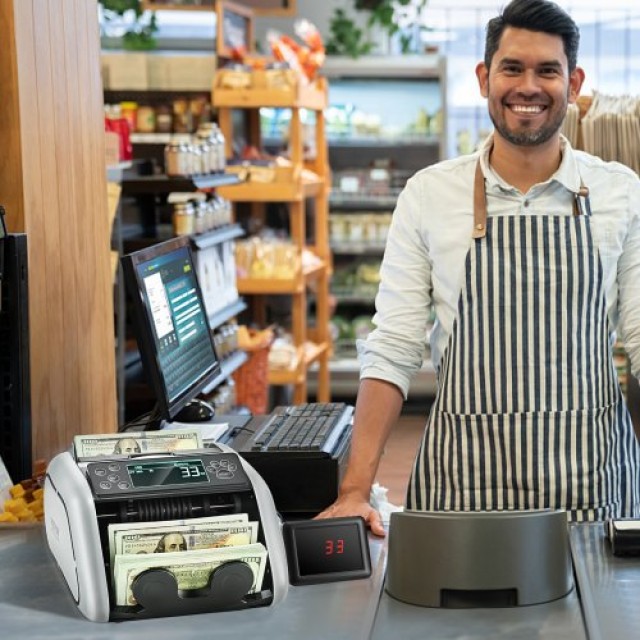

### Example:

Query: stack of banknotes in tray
xmin=109 ymin=514 xmax=267 ymax=607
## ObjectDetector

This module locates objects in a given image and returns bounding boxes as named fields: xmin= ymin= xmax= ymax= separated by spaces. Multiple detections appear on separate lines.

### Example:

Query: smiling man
xmin=318 ymin=0 xmax=640 ymax=535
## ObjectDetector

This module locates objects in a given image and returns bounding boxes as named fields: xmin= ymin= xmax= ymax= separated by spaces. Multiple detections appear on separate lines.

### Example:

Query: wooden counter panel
xmin=0 ymin=0 xmax=117 ymax=467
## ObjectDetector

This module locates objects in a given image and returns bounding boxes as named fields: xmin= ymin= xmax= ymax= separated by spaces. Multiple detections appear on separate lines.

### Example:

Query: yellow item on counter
xmin=0 ymin=512 xmax=18 ymax=523
xmin=9 ymin=484 xmax=25 ymax=499
xmin=4 ymin=498 xmax=27 ymax=514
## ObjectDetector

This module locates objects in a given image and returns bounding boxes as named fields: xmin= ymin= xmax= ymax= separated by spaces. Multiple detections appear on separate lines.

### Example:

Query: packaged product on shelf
xmin=119 ymin=101 xmax=137 ymax=133
xmin=172 ymin=98 xmax=193 ymax=133
xmin=135 ymin=105 xmax=156 ymax=133
xmin=155 ymin=104 xmax=172 ymax=133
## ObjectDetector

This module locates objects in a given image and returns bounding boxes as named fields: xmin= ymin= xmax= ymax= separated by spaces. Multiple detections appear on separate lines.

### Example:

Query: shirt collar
xmin=478 ymin=133 xmax=583 ymax=194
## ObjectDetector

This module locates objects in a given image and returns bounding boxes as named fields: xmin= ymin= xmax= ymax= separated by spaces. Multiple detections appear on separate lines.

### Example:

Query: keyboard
xmin=246 ymin=402 xmax=353 ymax=455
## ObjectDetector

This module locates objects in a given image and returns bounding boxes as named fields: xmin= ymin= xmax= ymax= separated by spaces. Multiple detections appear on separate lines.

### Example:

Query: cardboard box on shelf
xmin=102 ymin=52 xmax=217 ymax=91
xmin=101 ymin=52 xmax=149 ymax=90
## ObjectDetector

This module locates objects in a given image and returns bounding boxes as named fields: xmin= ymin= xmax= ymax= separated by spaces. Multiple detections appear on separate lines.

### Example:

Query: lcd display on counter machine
xmin=127 ymin=459 xmax=208 ymax=487
xmin=283 ymin=517 xmax=372 ymax=585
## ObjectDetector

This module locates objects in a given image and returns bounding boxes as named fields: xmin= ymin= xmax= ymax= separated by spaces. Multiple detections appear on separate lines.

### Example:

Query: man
xmin=319 ymin=0 xmax=640 ymax=536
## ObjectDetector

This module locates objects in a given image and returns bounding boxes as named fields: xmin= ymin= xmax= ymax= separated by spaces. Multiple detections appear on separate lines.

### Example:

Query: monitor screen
xmin=121 ymin=237 xmax=221 ymax=423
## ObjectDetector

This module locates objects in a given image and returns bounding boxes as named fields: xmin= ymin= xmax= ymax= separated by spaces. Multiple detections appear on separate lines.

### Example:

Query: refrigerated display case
xmin=313 ymin=55 xmax=447 ymax=400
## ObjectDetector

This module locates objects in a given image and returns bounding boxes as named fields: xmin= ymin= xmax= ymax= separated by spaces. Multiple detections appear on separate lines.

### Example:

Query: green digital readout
xmin=127 ymin=459 xmax=208 ymax=488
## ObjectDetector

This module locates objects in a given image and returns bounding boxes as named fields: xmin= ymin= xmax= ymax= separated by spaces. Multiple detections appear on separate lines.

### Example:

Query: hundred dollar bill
xmin=116 ymin=522 xmax=259 ymax=557
xmin=114 ymin=543 xmax=268 ymax=606
xmin=108 ymin=513 xmax=249 ymax=567
xmin=73 ymin=429 xmax=203 ymax=459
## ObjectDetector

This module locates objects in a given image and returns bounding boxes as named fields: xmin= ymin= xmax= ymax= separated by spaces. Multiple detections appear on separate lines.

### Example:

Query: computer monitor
xmin=121 ymin=236 xmax=221 ymax=430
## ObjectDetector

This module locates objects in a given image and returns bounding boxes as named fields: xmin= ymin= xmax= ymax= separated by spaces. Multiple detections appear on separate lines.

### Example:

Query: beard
xmin=488 ymin=89 xmax=569 ymax=147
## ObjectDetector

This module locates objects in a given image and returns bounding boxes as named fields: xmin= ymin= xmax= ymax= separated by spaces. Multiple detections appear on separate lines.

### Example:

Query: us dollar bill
xmin=108 ymin=514 xmax=249 ymax=567
xmin=73 ymin=429 xmax=202 ymax=459
xmin=114 ymin=543 xmax=268 ymax=607
xmin=116 ymin=522 xmax=259 ymax=556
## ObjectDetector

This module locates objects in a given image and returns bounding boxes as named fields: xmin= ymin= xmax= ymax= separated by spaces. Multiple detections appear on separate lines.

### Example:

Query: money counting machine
xmin=43 ymin=442 xmax=289 ymax=622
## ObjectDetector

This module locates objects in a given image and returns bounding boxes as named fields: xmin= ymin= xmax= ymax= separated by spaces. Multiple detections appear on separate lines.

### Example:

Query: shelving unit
xmin=112 ymin=168 xmax=248 ymax=420
xmin=315 ymin=55 xmax=447 ymax=399
xmin=213 ymin=75 xmax=332 ymax=404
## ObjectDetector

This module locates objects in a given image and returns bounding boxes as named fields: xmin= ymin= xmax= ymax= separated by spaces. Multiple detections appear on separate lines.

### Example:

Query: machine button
xmin=108 ymin=475 xmax=119 ymax=483
xmin=216 ymin=470 xmax=234 ymax=480
xmin=228 ymin=463 xmax=237 ymax=472
xmin=108 ymin=463 xmax=121 ymax=472
xmin=118 ymin=482 xmax=130 ymax=490
xmin=94 ymin=468 xmax=107 ymax=476
xmin=99 ymin=482 xmax=111 ymax=490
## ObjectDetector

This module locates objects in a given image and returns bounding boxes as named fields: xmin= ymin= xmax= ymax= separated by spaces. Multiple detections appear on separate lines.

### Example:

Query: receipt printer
xmin=44 ymin=443 xmax=288 ymax=622
xmin=386 ymin=510 xmax=573 ymax=608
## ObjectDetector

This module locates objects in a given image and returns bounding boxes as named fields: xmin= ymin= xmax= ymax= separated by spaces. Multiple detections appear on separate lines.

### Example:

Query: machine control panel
xmin=85 ymin=453 xmax=251 ymax=499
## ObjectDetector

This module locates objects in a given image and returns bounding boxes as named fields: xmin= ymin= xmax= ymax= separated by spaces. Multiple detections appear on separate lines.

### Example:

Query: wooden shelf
xmin=217 ymin=75 xmax=332 ymax=404
xmin=213 ymin=76 xmax=327 ymax=111
xmin=217 ymin=173 xmax=324 ymax=202
xmin=237 ymin=260 xmax=326 ymax=294
xmin=267 ymin=341 xmax=329 ymax=386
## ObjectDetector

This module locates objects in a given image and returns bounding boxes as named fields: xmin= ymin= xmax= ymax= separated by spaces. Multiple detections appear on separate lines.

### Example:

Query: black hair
xmin=485 ymin=0 xmax=580 ymax=71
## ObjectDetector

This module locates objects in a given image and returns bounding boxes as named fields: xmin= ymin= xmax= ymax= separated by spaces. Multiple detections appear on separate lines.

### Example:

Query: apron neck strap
xmin=573 ymin=185 xmax=591 ymax=217
xmin=473 ymin=160 xmax=592 ymax=240
xmin=473 ymin=161 xmax=487 ymax=239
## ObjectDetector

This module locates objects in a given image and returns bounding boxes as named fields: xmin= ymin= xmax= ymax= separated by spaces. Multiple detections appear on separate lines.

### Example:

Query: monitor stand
xmin=173 ymin=399 xmax=215 ymax=424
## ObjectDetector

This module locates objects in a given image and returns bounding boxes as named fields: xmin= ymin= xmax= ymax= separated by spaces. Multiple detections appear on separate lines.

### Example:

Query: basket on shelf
xmin=232 ymin=326 xmax=274 ymax=415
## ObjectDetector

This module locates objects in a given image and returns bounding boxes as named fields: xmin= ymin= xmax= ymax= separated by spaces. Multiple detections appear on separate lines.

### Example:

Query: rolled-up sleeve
xmin=358 ymin=174 xmax=432 ymax=398
xmin=617 ymin=175 xmax=640 ymax=379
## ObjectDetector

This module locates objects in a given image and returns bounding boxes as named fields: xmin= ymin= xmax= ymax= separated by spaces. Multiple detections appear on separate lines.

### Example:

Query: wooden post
xmin=0 ymin=0 xmax=117 ymax=465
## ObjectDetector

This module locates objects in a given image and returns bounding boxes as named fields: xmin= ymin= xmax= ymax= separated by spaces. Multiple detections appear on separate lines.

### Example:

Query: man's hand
xmin=315 ymin=493 xmax=386 ymax=538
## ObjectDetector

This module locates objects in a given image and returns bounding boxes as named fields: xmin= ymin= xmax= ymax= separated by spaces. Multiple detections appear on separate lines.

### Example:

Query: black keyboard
xmin=246 ymin=402 xmax=353 ymax=454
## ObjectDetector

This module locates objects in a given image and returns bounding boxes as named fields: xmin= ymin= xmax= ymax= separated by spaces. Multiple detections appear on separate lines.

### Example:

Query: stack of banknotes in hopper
xmin=72 ymin=431 xmax=268 ymax=606
xmin=73 ymin=429 xmax=205 ymax=458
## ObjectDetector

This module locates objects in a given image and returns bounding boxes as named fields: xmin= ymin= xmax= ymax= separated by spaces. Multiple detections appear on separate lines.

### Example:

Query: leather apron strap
xmin=473 ymin=160 xmax=592 ymax=239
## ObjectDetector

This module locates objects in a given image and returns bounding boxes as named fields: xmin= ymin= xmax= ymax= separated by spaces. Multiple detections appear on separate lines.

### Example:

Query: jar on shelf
xmin=212 ymin=123 xmax=227 ymax=172
xmin=196 ymin=123 xmax=221 ymax=173
xmin=165 ymin=138 xmax=191 ymax=176
xmin=135 ymin=105 xmax=156 ymax=133
xmin=173 ymin=201 xmax=195 ymax=236
xmin=194 ymin=199 xmax=208 ymax=234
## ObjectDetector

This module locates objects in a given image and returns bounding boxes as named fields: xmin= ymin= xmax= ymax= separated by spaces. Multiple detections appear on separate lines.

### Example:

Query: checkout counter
xmin=1 ymin=521 xmax=640 ymax=639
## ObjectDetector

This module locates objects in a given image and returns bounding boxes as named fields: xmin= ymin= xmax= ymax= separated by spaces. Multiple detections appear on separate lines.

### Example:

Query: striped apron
xmin=407 ymin=161 xmax=640 ymax=521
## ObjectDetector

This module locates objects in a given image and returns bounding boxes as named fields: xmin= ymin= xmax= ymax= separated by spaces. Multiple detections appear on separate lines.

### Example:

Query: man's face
xmin=476 ymin=27 xmax=584 ymax=147
xmin=162 ymin=533 xmax=187 ymax=552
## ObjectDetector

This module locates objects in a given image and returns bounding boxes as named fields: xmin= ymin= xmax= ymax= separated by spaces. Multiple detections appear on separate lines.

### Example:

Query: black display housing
xmin=121 ymin=237 xmax=221 ymax=428
xmin=283 ymin=516 xmax=371 ymax=585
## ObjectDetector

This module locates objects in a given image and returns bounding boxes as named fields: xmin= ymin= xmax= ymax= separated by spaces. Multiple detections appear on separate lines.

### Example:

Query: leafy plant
xmin=99 ymin=0 xmax=159 ymax=51
xmin=355 ymin=0 xmax=429 ymax=54
xmin=326 ymin=8 xmax=374 ymax=58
